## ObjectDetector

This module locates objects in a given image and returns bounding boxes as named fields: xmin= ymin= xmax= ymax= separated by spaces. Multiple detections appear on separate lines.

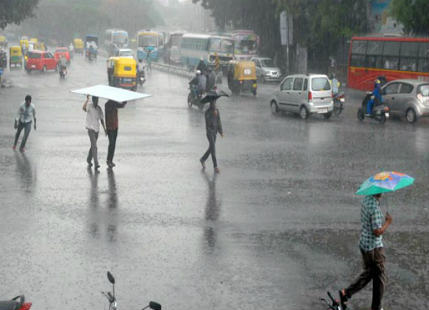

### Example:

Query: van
xmin=25 ymin=51 xmax=57 ymax=73
xmin=271 ymin=74 xmax=334 ymax=119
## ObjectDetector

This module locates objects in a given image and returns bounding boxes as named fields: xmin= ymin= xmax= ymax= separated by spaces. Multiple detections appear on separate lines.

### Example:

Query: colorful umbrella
xmin=356 ymin=171 xmax=414 ymax=196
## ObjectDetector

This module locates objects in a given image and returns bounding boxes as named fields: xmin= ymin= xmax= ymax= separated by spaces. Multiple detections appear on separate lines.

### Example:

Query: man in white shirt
xmin=83 ymin=96 xmax=106 ymax=170
xmin=13 ymin=95 xmax=36 ymax=152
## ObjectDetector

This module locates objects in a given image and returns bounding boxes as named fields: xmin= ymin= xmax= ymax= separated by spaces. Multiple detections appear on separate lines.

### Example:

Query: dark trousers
xmin=87 ymin=129 xmax=99 ymax=166
xmin=14 ymin=121 xmax=32 ymax=149
xmin=201 ymin=134 xmax=217 ymax=168
xmin=345 ymin=247 xmax=386 ymax=310
xmin=107 ymin=129 xmax=118 ymax=163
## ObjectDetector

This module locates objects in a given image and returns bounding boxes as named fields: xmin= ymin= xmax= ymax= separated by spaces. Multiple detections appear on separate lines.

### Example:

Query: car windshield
xmin=418 ymin=84 xmax=429 ymax=96
xmin=139 ymin=35 xmax=157 ymax=47
xmin=28 ymin=52 xmax=41 ymax=59
xmin=113 ymin=32 xmax=127 ymax=44
xmin=120 ymin=50 xmax=132 ymax=56
xmin=221 ymin=39 xmax=234 ymax=54
xmin=311 ymin=77 xmax=331 ymax=91
xmin=261 ymin=59 xmax=274 ymax=67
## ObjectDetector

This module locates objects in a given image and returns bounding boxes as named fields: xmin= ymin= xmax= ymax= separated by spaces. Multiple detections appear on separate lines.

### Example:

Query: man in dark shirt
xmin=105 ymin=100 xmax=127 ymax=168
xmin=200 ymin=101 xmax=223 ymax=173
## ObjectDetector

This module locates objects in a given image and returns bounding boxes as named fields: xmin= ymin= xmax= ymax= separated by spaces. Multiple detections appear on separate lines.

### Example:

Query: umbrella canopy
xmin=356 ymin=171 xmax=414 ymax=196
xmin=200 ymin=90 xmax=229 ymax=104
xmin=71 ymin=85 xmax=151 ymax=103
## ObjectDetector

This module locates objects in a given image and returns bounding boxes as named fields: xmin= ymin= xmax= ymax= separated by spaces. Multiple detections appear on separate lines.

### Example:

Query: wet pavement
xmin=0 ymin=55 xmax=428 ymax=310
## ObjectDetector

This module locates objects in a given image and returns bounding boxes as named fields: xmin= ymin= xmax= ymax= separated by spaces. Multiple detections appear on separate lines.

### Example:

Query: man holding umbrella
xmin=200 ymin=91 xmax=227 ymax=174
xmin=339 ymin=171 xmax=414 ymax=310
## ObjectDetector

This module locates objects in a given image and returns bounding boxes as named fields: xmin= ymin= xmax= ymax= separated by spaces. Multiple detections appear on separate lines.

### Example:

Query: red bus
xmin=348 ymin=36 xmax=429 ymax=90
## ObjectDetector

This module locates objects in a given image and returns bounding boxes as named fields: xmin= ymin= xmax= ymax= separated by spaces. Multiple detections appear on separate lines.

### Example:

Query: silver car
xmin=381 ymin=79 xmax=429 ymax=123
xmin=251 ymin=57 xmax=282 ymax=82
xmin=271 ymin=74 xmax=334 ymax=119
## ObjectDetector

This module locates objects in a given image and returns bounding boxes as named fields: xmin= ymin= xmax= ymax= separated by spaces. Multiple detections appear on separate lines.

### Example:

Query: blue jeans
xmin=367 ymin=99 xmax=374 ymax=114
xmin=14 ymin=121 xmax=32 ymax=149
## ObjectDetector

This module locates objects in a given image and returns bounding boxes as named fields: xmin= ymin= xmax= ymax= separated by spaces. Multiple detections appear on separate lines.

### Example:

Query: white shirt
xmin=16 ymin=102 xmax=36 ymax=123
xmin=85 ymin=103 xmax=104 ymax=132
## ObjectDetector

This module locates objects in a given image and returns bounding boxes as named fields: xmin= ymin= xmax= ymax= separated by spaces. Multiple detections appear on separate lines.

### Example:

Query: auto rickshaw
xmin=227 ymin=60 xmax=257 ymax=96
xmin=108 ymin=57 xmax=137 ymax=91
xmin=9 ymin=46 xmax=23 ymax=69
xmin=0 ymin=49 xmax=7 ymax=69
xmin=73 ymin=38 xmax=84 ymax=54
xmin=20 ymin=39 xmax=29 ymax=52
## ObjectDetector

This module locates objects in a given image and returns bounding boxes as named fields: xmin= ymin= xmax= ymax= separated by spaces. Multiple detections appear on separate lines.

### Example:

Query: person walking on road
xmin=339 ymin=193 xmax=392 ymax=310
xmin=83 ymin=95 xmax=106 ymax=170
xmin=105 ymin=100 xmax=127 ymax=168
xmin=13 ymin=95 xmax=36 ymax=152
xmin=200 ymin=101 xmax=223 ymax=173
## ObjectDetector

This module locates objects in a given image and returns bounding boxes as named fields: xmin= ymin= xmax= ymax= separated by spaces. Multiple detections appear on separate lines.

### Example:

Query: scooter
xmin=102 ymin=271 xmax=161 ymax=310
xmin=357 ymin=92 xmax=389 ymax=124
xmin=138 ymin=70 xmax=145 ymax=86
xmin=333 ymin=92 xmax=345 ymax=116
xmin=59 ymin=65 xmax=67 ymax=79
xmin=320 ymin=291 xmax=344 ymax=310
xmin=0 ymin=295 xmax=32 ymax=310
xmin=187 ymin=84 xmax=204 ymax=110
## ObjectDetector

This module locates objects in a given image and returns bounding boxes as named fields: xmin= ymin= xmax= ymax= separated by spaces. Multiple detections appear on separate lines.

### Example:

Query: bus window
xmin=400 ymin=41 xmax=419 ymax=72
xmin=418 ymin=43 xmax=429 ymax=72
xmin=383 ymin=41 xmax=400 ymax=70
xmin=350 ymin=40 xmax=367 ymax=67
xmin=351 ymin=54 xmax=365 ymax=67
xmin=366 ymin=40 xmax=383 ymax=68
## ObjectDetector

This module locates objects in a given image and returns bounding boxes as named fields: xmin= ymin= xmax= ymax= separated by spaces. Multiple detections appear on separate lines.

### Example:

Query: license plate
xmin=318 ymin=108 xmax=328 ymax=114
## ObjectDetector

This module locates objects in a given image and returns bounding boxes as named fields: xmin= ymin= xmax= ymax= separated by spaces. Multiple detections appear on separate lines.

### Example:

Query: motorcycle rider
xmin=189 ymin=70 xmax=202 ymax=97
xmin=366 ymin=79 xmax=383 ymax=115
xmin=329 ymin=73 xmax=340 ymax=96
xmin=206 ymin=65 xmax=217 ymax=92
xmin=59 ymin=55 xmax=67 ymax=77
xmin=137 ymin=58 xmax=145 ymax=84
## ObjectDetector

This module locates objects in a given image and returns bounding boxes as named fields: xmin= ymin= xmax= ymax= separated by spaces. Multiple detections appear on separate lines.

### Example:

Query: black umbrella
xmin=200 ymin=90 xmax=230 ymax=104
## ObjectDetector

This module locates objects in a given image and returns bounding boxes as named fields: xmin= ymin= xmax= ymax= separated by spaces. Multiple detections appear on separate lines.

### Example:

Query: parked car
xmin=381 ymin=79 xmax=429 ymax=123
xmin=271 ymin=74 xmax=334 ymax=119
xmin=54 ymin=47 xmax=71 ymax=63
xmin=25 ymin=51 xmax=58 ymax=73
xmin=251 ymin=57 xmax=282 ymax=82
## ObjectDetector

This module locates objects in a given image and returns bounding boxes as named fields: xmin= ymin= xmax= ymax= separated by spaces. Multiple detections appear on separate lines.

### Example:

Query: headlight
xmin=340 ymin=98 xmax=345 ymax=103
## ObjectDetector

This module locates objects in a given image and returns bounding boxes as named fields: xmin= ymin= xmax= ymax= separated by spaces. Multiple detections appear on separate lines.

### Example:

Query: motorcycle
xmin=357 ymin=92 xmax=389 ymax=124
xmin=187 ymin=84 xmax=204 ymax=110
xmin=0 ymin=295 xmax=32 ymax=310
xmin=333 ymin=92 xmax=345 ymax=116
xmin=59 ymin=65 xmax=67 ymax=79
xmin=138 ymin=70 xmax=145 ymax=86
xmin=102 ymin=271 xmax=161 ymax=310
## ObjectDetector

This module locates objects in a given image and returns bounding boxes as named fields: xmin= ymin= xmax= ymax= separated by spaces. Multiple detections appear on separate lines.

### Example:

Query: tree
xmin=390 ymin=0 xmax=429 ymax=35
xmin=0 ymin=0 xmax=40 ymax=29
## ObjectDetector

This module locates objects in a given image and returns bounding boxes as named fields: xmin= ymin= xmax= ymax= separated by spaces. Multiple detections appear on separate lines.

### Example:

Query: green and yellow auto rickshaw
xmin=227 ymin=60 xmax=257 ymax=96
xmin=9 ymin=46 xmax=23 ymax=69
xmin=108 ymin=57 xmax=137 ymax=91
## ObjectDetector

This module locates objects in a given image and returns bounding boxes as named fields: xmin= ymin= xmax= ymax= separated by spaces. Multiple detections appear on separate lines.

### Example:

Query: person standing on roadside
xmin=13 ymin=95 xmax=36 ymax=152
xmin=105 ymin=100 xmax=127 ymax=168
xmin=200 ymin=100 xmax=223 ymax=174
xmin=339 ymin=193 xmax=392 ymax=310
xmin=83 ymin=95 xmax=106 ymax=170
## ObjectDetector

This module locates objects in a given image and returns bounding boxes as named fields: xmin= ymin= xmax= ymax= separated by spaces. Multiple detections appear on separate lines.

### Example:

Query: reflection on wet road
xmin=0 ymin=56 xmax=428 ymax=309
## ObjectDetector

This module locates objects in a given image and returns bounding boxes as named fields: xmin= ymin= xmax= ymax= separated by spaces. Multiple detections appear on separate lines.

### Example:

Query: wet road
xmin=0 ymin=55 xmax=428 ymax=310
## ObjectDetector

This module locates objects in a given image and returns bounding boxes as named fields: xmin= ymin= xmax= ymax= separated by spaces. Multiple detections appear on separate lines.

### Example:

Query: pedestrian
xmin=200 ymin=101 xmax=223 ymax=173
xmin=339 ymin=193 xmax=392 ymax=310
xmin=105 ymin=100 xmax=127 ymax=168
xmin=13 ymin=95 xmax=36 ymax=152
xmin=83 ymin=95 xmax=106 ymax=170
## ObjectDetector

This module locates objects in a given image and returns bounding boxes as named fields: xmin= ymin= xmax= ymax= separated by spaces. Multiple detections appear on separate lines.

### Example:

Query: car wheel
xmin=271 ymin=101 xmax=278 ymax=114
xmin=299 ymin=106 xmax=309 ymax=120
xmin=324 ymin=112 xmax=332 ymax=120
xmin=406 ymin=108 xmax=417 ymax=123
xmin=357 ymin=108 xmax=364 ymax=121
xmin=42 ymin=66 xmax=47 ymax=73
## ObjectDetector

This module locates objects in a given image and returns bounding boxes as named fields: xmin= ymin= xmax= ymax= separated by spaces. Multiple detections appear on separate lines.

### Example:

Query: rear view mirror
xmin=149 ymin=301 xmax=162 ymax=310
xmin=107 ymin=271 xmax=115 ymax=284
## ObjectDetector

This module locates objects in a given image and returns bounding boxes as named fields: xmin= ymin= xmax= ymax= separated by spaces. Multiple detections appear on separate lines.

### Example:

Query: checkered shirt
xmin=359 ymin=195 xmax=384 ymax=251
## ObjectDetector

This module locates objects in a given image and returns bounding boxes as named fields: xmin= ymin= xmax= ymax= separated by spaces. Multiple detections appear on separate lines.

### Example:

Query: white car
xmin=251 ymin=57 xmax=282 ymax=82
xmin=271 ymin=74 xmax=334 ymax=119
xmin=117 ymin=48 xmax=134 ymax=59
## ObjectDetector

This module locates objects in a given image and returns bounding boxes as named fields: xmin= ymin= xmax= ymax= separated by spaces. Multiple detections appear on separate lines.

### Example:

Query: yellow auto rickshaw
xmin=0 ymin=35 xmax=7 ymax=48
xmin=73 ymin=38 xmax=84 ymax=54
xmin=108 ymin=57 xmax=137 ymax=91
xmin=9 ymin=46 xmax=23 ymax=69
xmin=227 ymin=60 xmax=257 ymax=96
xmin=19 ymin=39 xmax=29 ymax=52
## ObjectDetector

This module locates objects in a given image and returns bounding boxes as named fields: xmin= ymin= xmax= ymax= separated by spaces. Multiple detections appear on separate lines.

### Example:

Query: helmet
xmin=375 ymin=79 xmax=381 ymax=85
xmin=196 ymin=70 xmax=201 ymax=75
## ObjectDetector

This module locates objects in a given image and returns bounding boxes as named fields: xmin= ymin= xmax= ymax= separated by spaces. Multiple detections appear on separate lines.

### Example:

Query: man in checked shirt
xmin=339 ymin=193 xmax=392 ymax=310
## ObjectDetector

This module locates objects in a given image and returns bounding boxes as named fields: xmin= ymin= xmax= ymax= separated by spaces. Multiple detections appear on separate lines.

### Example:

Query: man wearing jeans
xmin=83 ymin=96 xmax=106 ymax=170
xmin=339 ymin=193 xmax=392 ymax=310
xmin=104 ymin=100 xmax=126 ymax=168
xmin=13 ymin=95 xmax=36 ymax=152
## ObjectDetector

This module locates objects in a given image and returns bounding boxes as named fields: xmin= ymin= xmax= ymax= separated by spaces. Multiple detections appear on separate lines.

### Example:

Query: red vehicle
xmin=54 ymin=47 xmax=71 ymax=63
xmin=25 ymin=50 xmax=58 ymax=73
xmin=348 ymin=36 xmax=429 ymax=90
